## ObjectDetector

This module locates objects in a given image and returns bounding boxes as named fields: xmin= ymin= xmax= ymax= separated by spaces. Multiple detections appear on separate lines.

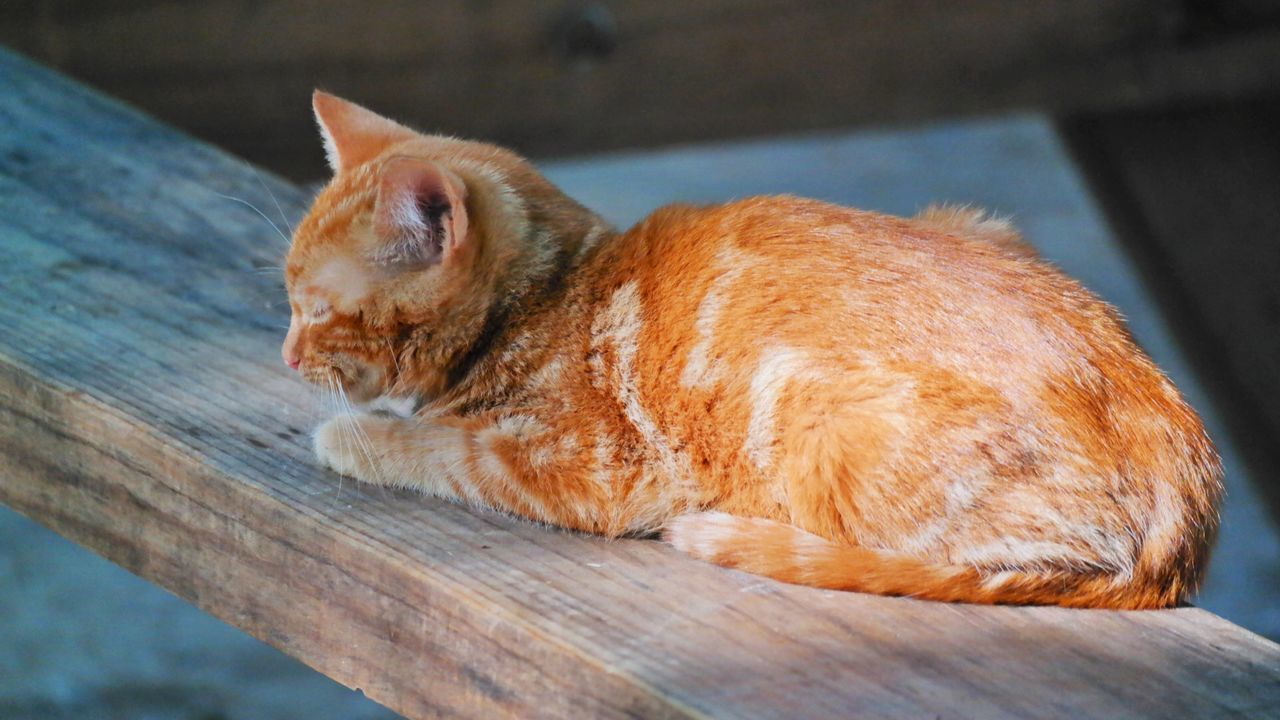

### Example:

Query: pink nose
xmin=282 ymin=322 xmax=302 ymax=370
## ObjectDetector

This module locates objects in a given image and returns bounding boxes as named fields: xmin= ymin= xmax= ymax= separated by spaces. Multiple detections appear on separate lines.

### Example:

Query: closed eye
xmin=306 ymin=302 xmax=332 ymax=323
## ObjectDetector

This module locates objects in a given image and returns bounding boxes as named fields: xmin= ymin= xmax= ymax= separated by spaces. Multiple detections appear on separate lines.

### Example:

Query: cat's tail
xmin=663 ymin=512 xmax=1175 ymax=609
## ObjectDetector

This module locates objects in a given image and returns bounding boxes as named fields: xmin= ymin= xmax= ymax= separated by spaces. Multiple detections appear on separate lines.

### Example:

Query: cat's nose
xmin=282 ymin=319 xmax=302 ymax=370
xmin=282 ymin=341 xmax=301 ymax=370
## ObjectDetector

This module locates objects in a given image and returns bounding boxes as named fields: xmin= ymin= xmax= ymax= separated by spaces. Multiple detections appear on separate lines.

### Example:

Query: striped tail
xmin=664 ymin=512 xmax=1180 ymax=609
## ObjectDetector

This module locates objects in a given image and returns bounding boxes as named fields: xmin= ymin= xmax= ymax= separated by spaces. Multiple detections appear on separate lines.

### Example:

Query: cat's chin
xmin=321 ymin=364 xmax=387 ymax=405
xmin=357 ymin=394 xmax=421 ymax=418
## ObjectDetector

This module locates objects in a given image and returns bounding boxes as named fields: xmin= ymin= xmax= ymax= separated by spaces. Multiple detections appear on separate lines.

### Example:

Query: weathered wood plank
xmin=3 ymin=49 xmax=1280 ymax=720
xmin=4 ymin=1 xmax=1280 ymax=179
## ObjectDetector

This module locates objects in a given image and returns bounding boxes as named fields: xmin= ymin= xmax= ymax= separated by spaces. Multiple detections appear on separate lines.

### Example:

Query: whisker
xmin=344 ymin=413 xmax=377 ymax=487
xmin=336 ymin=379 xmax=385 ymax=486
xmin=387 ymin=340 xmax=401 ymax=375
xmin=246 ymin=161 xmax=296 ymax=237
xmin=292 ymin=381 xmax=329 ymax=489
xmin=384 ymin=338 xmax=404 ymax=388
xmin=216 ymin=192 xmax=290 ymax=248
xmin=324 ymin=373 xmax=347 ymax=500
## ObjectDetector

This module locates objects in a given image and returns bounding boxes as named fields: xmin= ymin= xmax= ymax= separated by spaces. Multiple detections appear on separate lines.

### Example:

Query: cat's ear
xmin=373 ymin=157 xmax=470 ymax=268
xmin=312 ymin=91 xmax=416 ymax=173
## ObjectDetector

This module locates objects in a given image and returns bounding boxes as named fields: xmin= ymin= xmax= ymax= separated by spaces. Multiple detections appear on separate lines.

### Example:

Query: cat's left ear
xmin=313 ymin=91 xmax=415 ymax=173
xmin=373 ymin=157 xmax=470 ymax=268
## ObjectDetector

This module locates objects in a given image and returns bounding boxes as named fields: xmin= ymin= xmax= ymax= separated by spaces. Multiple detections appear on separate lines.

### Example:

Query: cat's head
xmin=282 ymin=92 xmax=606 ymax=403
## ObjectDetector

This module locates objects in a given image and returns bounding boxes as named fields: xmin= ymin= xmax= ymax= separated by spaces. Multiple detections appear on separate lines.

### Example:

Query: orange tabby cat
xmin=283 ymin=92 xmax=1221 ymax=609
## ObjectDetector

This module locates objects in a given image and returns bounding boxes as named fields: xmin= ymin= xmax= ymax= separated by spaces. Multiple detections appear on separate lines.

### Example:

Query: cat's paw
xmin=313 ymin=414 xmax=386 ymax=482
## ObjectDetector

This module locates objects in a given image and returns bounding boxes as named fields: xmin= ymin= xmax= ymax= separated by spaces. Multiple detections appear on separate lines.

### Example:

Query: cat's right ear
xmin=312 ymin=91 xmax=415 ymax=173
xmin=373 ymin=157 xmax=470 ymax=268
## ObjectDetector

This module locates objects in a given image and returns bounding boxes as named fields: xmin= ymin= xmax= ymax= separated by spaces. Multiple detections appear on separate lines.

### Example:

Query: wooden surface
xmin=4 ymin=1 xmax=1280 ymax=179
xmin=4 ymin=50 xmax=1280 ymax=720
xmin=1062 ymin=98 xmax=1280 ymax=525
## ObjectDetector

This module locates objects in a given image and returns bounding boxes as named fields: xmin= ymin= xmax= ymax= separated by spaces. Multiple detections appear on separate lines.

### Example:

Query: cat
xmin=282 ymin=91 xmax=1222 ymax=609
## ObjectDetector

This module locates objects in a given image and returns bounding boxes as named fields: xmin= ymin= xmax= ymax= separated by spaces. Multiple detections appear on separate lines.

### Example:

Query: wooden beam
xmin=3 ymin=48 xmax=1280 ymax=720
xmin=4 ymin=1 xmax=1280 ymax=179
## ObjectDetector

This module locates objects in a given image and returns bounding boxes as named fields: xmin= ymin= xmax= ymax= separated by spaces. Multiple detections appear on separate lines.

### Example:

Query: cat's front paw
xmin=313 ymin=414 xmax=385 ymax=482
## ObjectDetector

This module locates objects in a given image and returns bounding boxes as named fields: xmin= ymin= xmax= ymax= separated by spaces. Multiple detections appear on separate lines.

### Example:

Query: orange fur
xmin=284 ymin=93 xmax=1222 ymax=609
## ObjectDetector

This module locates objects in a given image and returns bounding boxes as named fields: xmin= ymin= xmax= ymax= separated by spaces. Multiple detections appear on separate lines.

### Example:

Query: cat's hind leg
xmin=664 ymin=512 xmax=1173 ymax=609
xmin=673 ymin=374 xmax=1182 ymax=609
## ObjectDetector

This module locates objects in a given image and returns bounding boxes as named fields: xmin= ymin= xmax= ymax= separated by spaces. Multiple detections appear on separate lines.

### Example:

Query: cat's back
xmin=604 ymin=195 xmax=1087 ymax=366
xmin=616 ymin=195 xmax=1041 ymax=297
xmin=590 ymin=195 xmax=1214 ymax=495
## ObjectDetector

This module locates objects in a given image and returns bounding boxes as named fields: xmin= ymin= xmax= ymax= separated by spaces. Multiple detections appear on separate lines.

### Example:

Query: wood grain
xmin=2 ymin=48 xmax=1280 ymax=719
xmin=4 ymin=1 xmax=1280 ymax=179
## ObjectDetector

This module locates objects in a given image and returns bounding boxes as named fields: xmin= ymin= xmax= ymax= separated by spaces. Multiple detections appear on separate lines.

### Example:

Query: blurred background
xmin=2 ymin=2 xmax=1279 ymax=719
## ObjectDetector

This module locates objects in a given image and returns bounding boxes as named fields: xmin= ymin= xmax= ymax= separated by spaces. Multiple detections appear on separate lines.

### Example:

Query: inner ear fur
xmin=373 ymin=157 xmax=470 ymax=268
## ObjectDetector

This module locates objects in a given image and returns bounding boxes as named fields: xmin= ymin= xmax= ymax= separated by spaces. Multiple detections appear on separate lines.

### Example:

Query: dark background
xmin=2 ymin=2 xmax=1278 ymax=176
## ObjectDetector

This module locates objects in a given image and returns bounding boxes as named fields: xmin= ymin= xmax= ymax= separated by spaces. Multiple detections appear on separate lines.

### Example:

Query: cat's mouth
xmin=301 ymin=358 xmax=385 ymax=405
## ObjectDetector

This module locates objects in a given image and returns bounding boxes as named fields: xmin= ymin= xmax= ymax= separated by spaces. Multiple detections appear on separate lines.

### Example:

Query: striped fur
xmin=283 ymin=93 xmax=1222 ymax=609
